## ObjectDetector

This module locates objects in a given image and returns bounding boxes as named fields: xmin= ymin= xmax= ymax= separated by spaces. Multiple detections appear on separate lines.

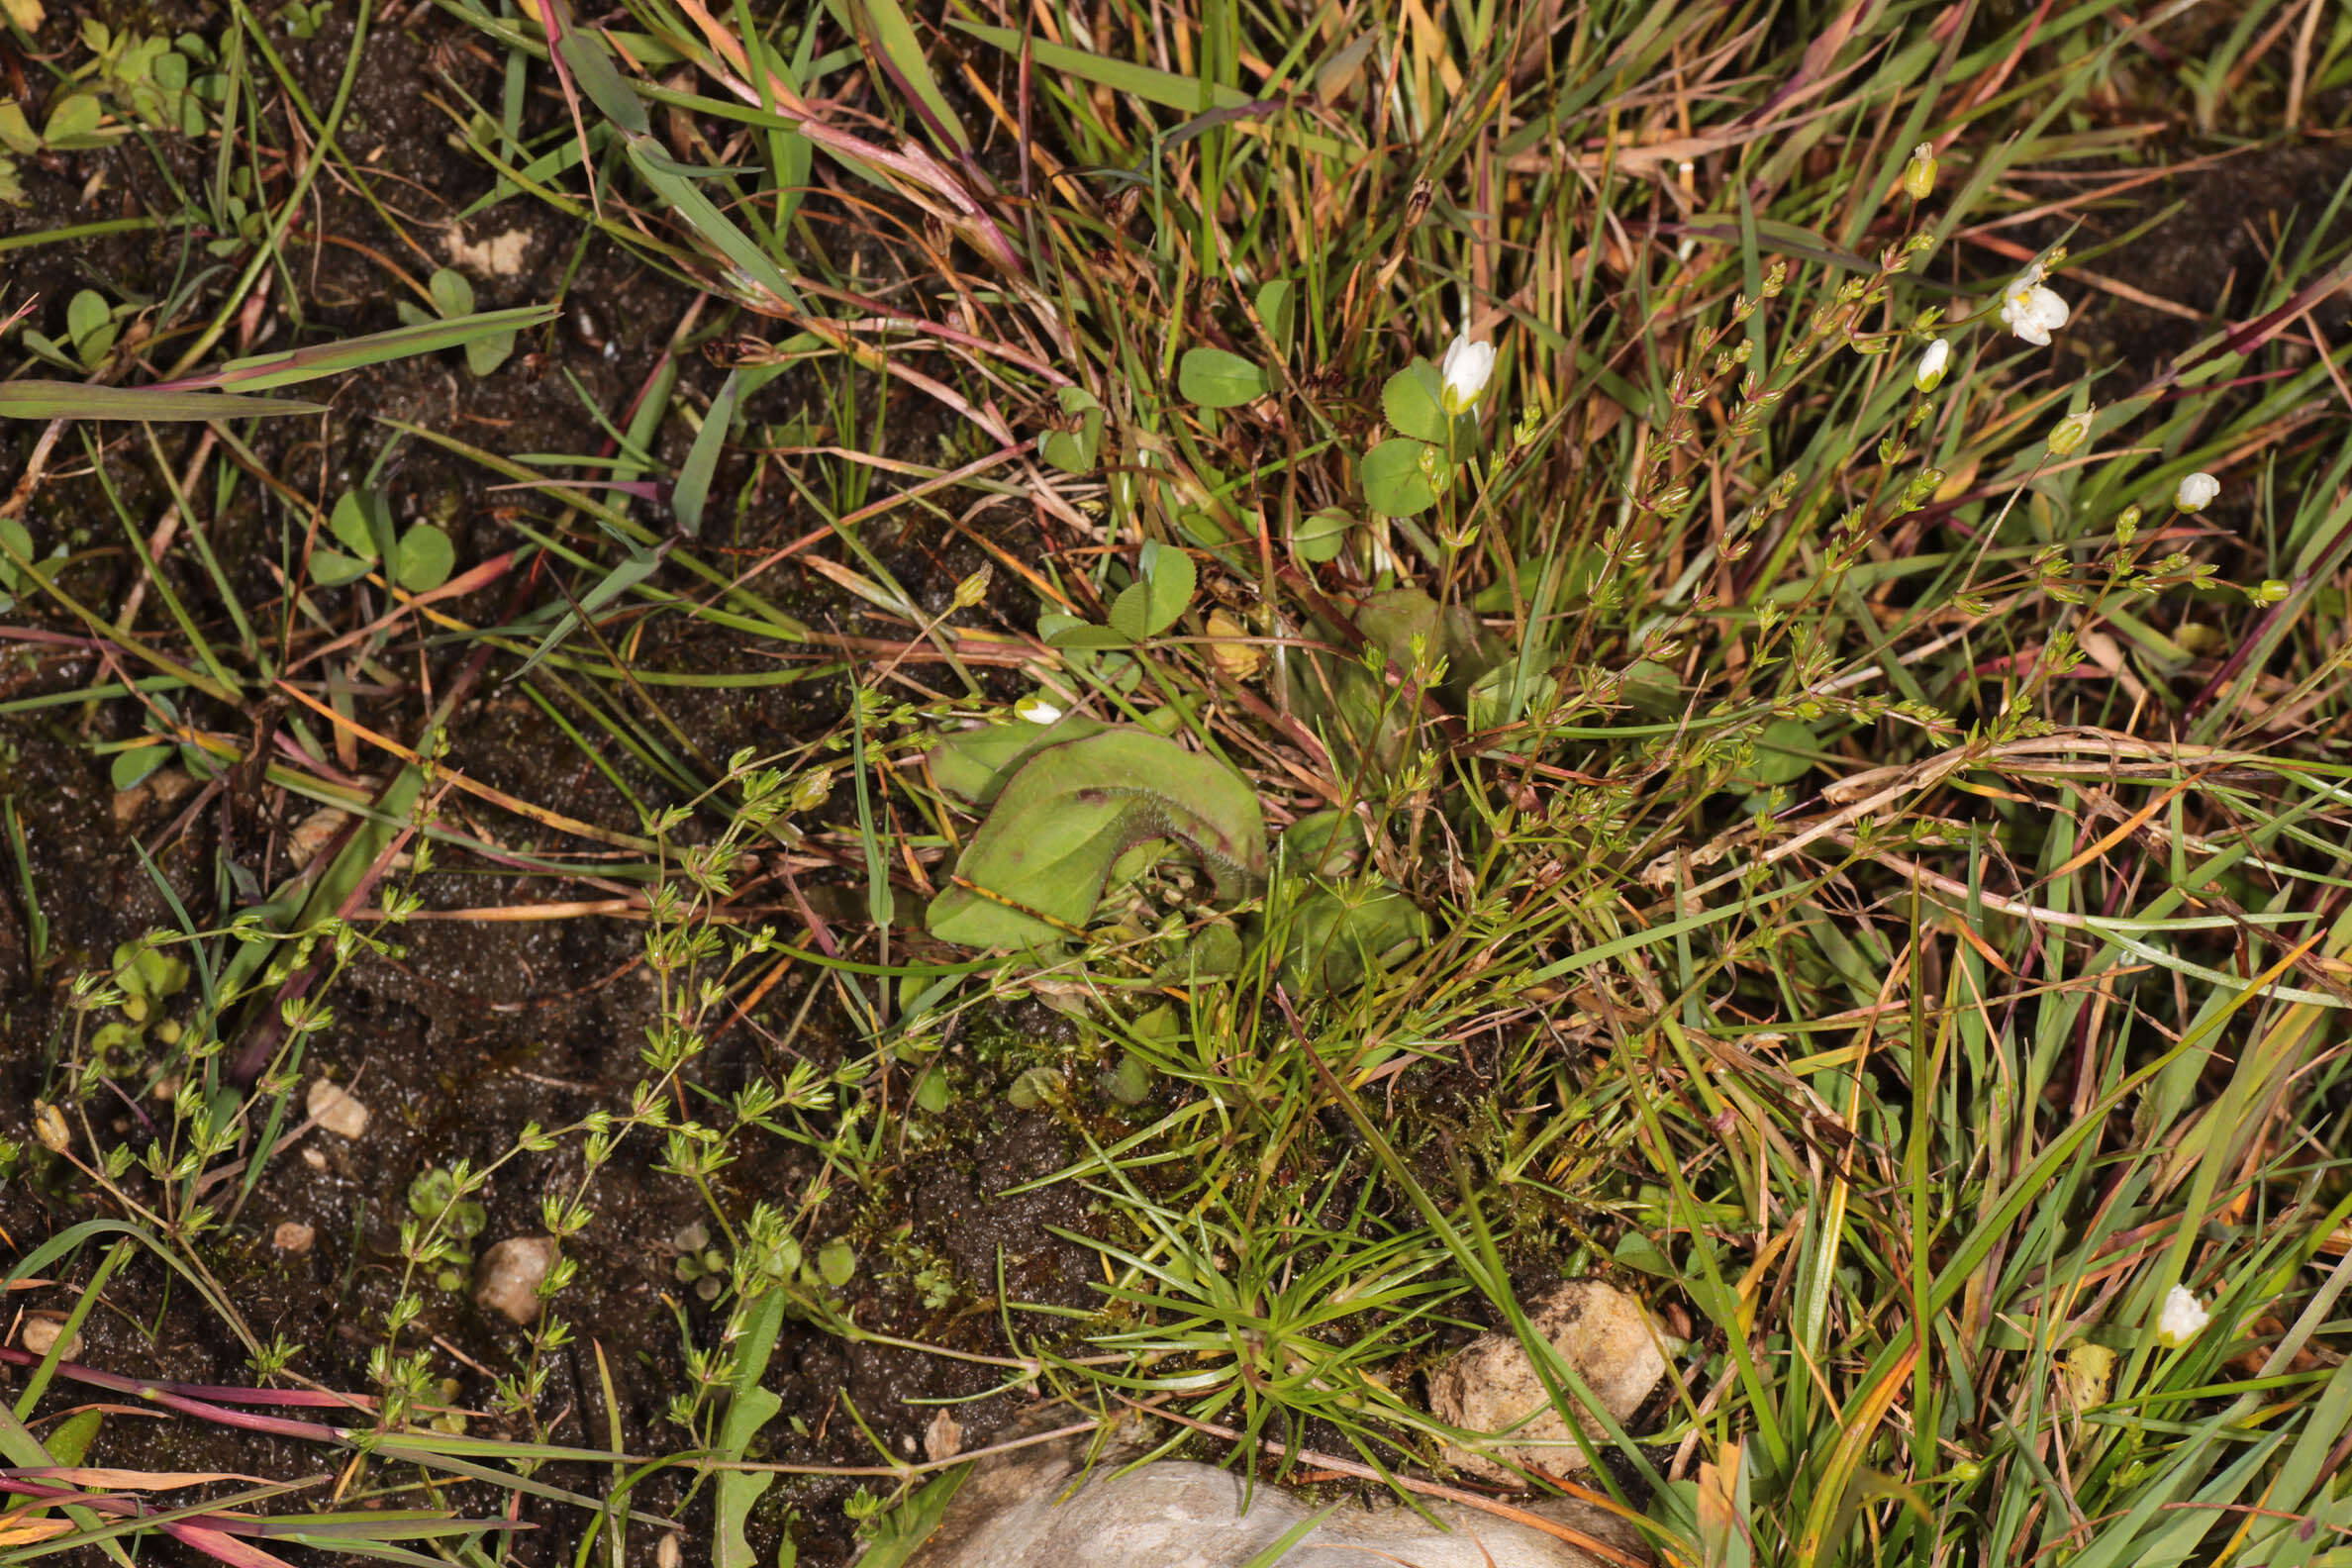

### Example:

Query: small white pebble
xmin=2156 ymin=1284 xmax=2210 ymax=1346
xmin=19 ymin=1317 xmax=82 ymax=1362
xmin=273 ymin=1222 xmax=316 ymax=1254
xmin=306 ymin=1079 xmax=370 ymax=1140
xmin=473 ymin=1237 xmax=556 ymax=1325
xmin=300 ymin=1146 xmax=328 ymax=1171
xmin=655 ymin=1533 xmax=682 ymax=1568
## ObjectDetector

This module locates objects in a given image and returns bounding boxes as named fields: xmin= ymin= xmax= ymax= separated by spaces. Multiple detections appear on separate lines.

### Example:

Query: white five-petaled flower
xmin=1014 ymin=695 xmax=1062 ymax=725
xmin=1914 ymin=338 xmax=1951 ymax=393
xmin=2175 ymin=472 xmax=2220 ymax=512
xmin=1439 ymin=328 xmax=1496 ymax=416
xmin=1999 ymin=262 xmax=2071 ymax=346
xmin=2155 ymin=1285 xmax=2210 ymax=1348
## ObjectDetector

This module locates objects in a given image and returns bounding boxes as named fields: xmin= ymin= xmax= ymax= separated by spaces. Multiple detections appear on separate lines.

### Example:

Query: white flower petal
xmin=1440 ymin=330 xmax=1495 ymax=413
xmin=2175 ymin=472 xmax=2219 ymax=512
xmin=2155 ymin=1284 xmax=2210 ymax=1347
xmin=1015 ymin=696 xmax=1063 ymax=725
xmin=2002 ymin=282 xmax=2070 ymax=345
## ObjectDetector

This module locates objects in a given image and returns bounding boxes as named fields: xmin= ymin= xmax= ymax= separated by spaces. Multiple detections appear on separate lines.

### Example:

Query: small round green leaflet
xmin=1381 ymin=359 xmax=1450 ymax=444
xmin=1749 ymin=719 xmax=1820 ymax=785
xmin=395 ymin=523 xmax=456 ymax=592
xmin=1361 ymin=437 xmax=1438 ymax=517
xmin=1292 ymin=506 xmax=1352 ymax=563
xmin=1109 ymin=539 xmax=1196 ymax=640
xmin=1178 ymin=346 xmax=1271 ymax=408
xmin=1041 ymin=384 xmax=1107 ymax=474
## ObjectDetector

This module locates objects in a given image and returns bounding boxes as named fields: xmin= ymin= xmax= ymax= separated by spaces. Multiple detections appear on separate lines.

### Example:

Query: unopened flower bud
xmin=1913 ymin=338 xmax=1950 ymax=393
xmin=1901 ymin=142 xmax=1937 ymax=201
xmin=2047 ymin=409 xmax=2095 ymax=458
xmin=2175 ymin=472 xmax=2219 ymax=512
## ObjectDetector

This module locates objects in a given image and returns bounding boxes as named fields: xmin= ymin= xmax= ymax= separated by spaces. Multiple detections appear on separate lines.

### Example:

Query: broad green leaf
xmin=1292 ymin=506 xmax=1351 ymax=563
xmin=818 ymin=1238 xmax=856 ymax=1288
xmin=1040 ymin=611 xmax=1131 ymax=649
xmin=395 ymin=525 xmax=455 ymax=593
xmin=43 ymin=93 xmax=105 ymax=149
xmin=928 ymin=729 xmax=1267 ymax=948
xmin=428 ymin=267 xmax=475 ymax=319
xmin=1381 ymin=359 xmax=1448 ymax=443
xmin=0 ymin=102 xmax=36 ymax=155
xmin=308 ymin=548 xmax=375 ymax=587
xmin=1281 ymin=810 xmax=1364 ymax=877
xmin=66 ymin=290 xmax=111 ymax=356
xmin=1178 ymin=347 xmax=1270 ymax=409
xmin=1039 ymin=384 xmax=1104 ymax=475
xmin=110 ymin=744 xmax=168 ymax=792
xmin=1108 ymin=582 xmax=1152 ymax=642
xmin=1748 ymin=720 xmax=1819 ymax=785
xmin=462 ymin=330 xmax=516 ymax=377
xmin=1108 ymin=541 xmax=1194 ymax=640
xmin=927 ymin=715 xmax=1110 ymax=807
xmin=329 ymin=492 xmax=378 ymax=561
xmin=1361 ymin=437 xmax=1437 ymax=517
xmin=1137 ymin=540 xmax=1195 ymax=633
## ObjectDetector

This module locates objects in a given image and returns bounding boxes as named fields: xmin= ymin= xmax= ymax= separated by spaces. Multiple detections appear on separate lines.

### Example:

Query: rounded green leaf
xmin=308 ymin=547 xmax=374 ymax=587
xmin=394 ymin=524 xmax=455 ymax=592
xmin=1292 ymin=506 xmax=1352 ymax=563
xmin=1749 ymin=720 xmax=1819 ymax=785
xmin=110 ymin=743 xmax=168 ymax=792
xmin=1381 ymin=359 xmax=1448 ymax=444
xmin=428 ymin=267 xmax=475 ymax=319
xmin=1134 ymin=539 xmax=1195 ymax=636
xmin=1361 ymin=438 xmax=1438 ymax=518
xmin=329 ymin=492 xmax=378 ymax=560
xmin=1178 ymin=347 xmax=1270 ymax=409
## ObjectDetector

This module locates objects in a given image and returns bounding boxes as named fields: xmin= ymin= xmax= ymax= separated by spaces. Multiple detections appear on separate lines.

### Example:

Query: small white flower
xmin=1014 ymin=696 xmax=1062 ymax=725
xmin=1913 ymin=338 xmax=1951 ymax=393
xmin=2155 ymin=1284 xmax=2210 ymax=1347
xmin=1999 ymin=263 xmax=2071 ymax=346
xmin=2175 ymin=472 xmax=2220 ymax=512
xmin=1439 ymin=328 xmax=1496 ymax=416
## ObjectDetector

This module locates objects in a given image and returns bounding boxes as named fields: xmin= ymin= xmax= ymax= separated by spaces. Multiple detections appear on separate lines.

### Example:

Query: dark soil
xmin=0 ymin=6 xmax=1085 ymax=1565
